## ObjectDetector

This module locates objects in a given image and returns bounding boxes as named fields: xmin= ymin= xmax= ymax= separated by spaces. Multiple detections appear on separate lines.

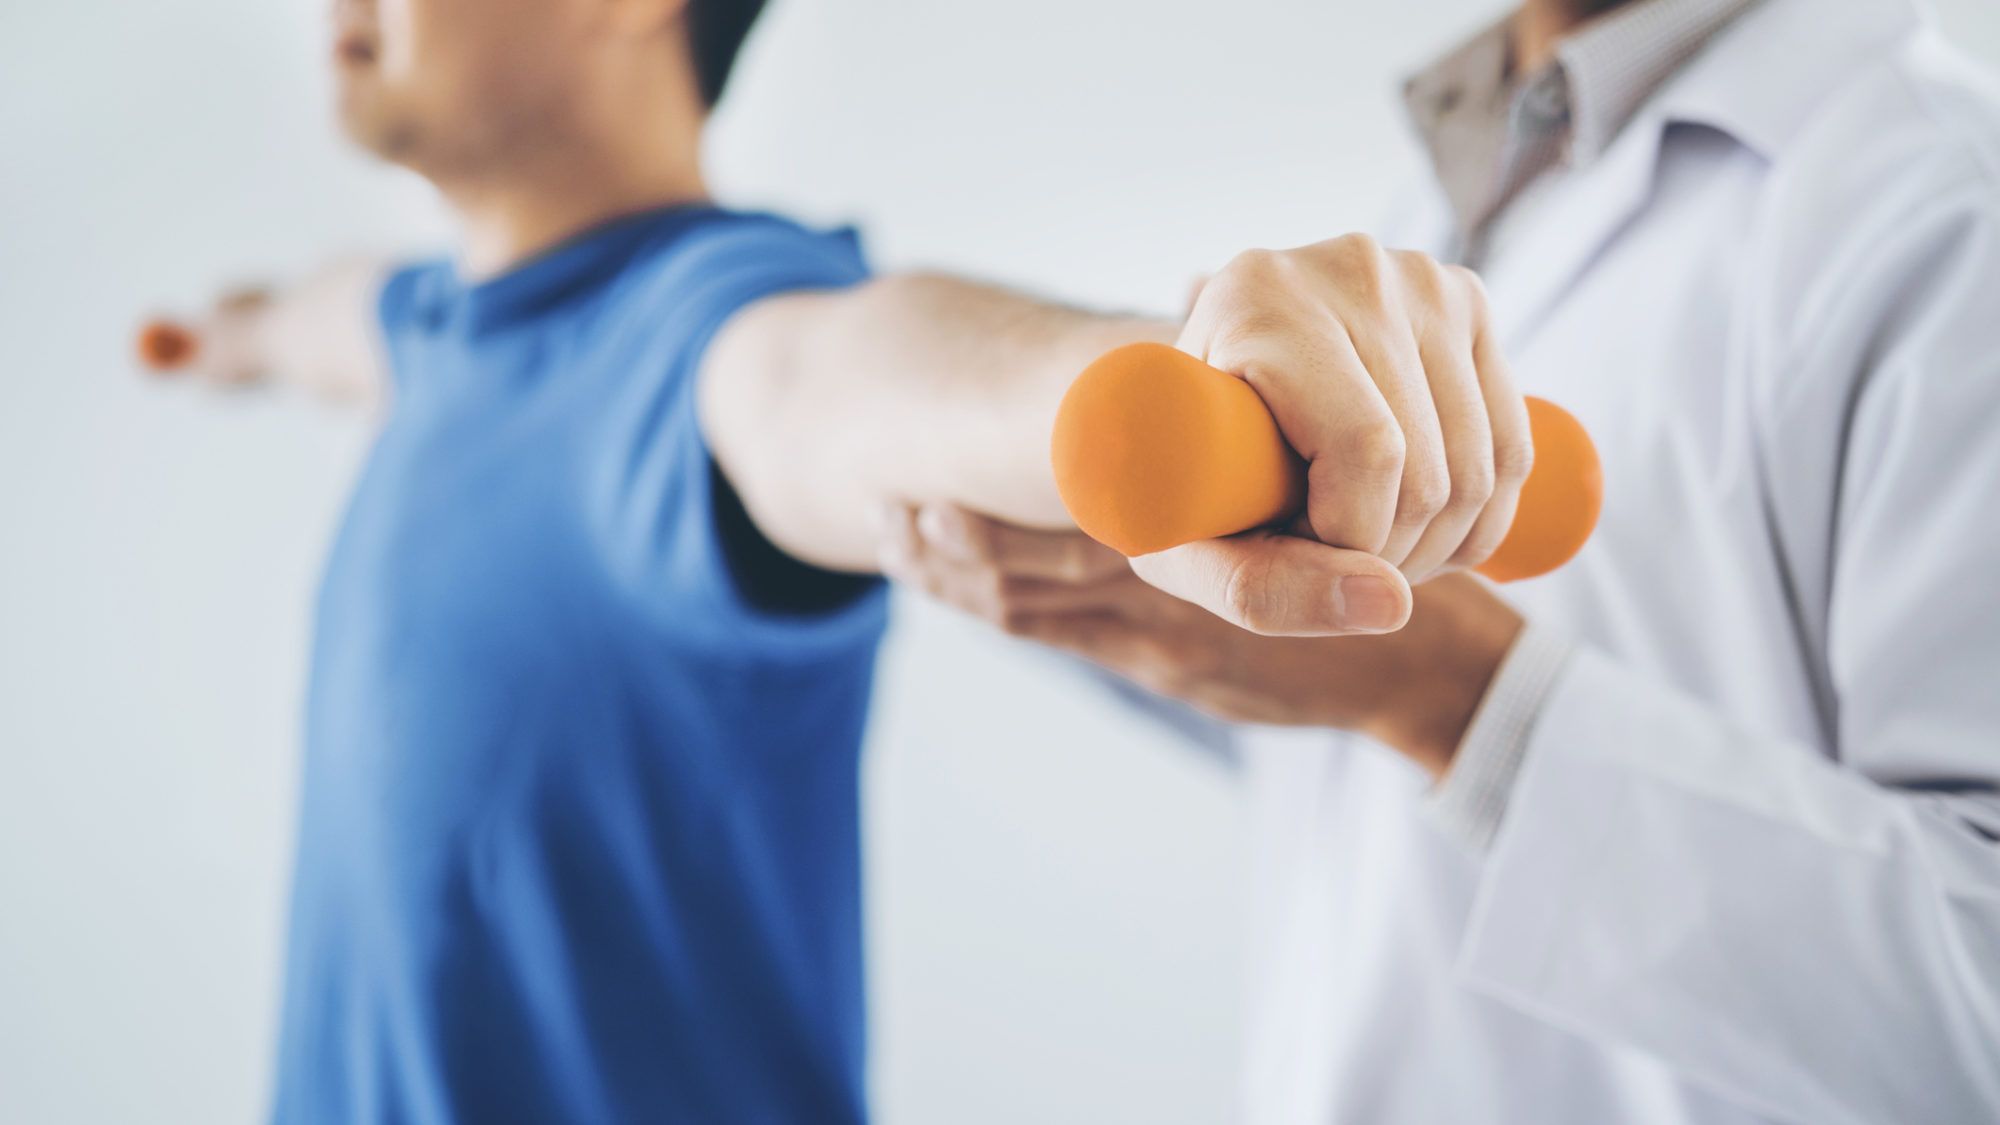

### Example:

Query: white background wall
xmin=3 ymin=2 xmax=1997 ymax=1123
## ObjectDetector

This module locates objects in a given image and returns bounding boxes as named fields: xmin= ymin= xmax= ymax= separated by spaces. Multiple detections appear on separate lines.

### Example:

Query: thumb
xmin=1128 ymin=530 xmax=1411 ymax=637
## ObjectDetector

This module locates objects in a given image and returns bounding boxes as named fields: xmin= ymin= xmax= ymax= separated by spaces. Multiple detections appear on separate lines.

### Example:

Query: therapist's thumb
xmin=1129 ymin=531 xmax=1412 ymax=637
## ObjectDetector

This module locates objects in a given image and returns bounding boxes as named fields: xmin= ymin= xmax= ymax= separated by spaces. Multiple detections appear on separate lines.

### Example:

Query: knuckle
xmin=1219 ymin=554 xmax=1278 ymax=633
xmin=1329 ymin=231 xmax=1384 ymax=263
xmin=1340 ymin=264 xmax=1392 ymax=314
xmin=1398 ymin=462 xmax=1452 ymax=524
xmin=1495 ymin=432 xmax=1536 ymax=487
xmin=1218 ymin=555 xmax=1258 ymax=625
xmin=1234 ymin=246 xmax=1289 ymax=277
xmin=1211 ymin=307 xmax=1300 ymax=355
xmin=1397 ymin=249 xmax=1451 ymax=299
xmin=1449 ymin=265 xmax=1492 ymax=315
xmin=1401 ymin=254 xmax=1464 ymax=330
xmin=1449 ymin=457 xmax=1497 ymax=512
xmin=1448 ymin=532 xmax=1500 ymax=568
xmin=1216 ymin=247 xmax=1292 ymax=295
xmin=1334 ymin=232 xmax=1389 ymax=272
xmin=1339 ymin=419 xmax=1407 ymax=481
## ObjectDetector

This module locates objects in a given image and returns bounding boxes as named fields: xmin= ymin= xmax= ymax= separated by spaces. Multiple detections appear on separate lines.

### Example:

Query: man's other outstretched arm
xmin=142 ymin=257 xmax=394 ymax=411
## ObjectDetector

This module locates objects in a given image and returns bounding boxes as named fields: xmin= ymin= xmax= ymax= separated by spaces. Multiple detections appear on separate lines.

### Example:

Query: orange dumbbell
xmin=135 ymin=319 xmax=200 ymax=374
xmin=1050 ymin=342 xmax=1601 ymax=582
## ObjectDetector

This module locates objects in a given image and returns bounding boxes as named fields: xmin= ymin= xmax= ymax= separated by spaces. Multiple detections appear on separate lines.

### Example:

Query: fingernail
xmin=1334 ymin=576 xmax=1405 ymax=633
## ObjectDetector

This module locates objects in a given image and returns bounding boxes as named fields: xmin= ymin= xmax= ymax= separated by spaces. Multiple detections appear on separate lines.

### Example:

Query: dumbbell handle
xmin=1050 ymin=342 xmax=1601 ymax=583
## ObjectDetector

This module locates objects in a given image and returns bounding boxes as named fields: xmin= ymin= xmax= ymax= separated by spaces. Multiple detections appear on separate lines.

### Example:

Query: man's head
xmin=331 ymin=0 xmax=766 ymax=176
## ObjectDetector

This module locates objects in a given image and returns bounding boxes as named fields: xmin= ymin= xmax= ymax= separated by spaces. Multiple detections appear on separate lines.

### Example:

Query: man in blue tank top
xmin=283 ymin=208 xmax=884 ymax=1123
xmin=149 ymin=0 xmax=1528 ymax=1119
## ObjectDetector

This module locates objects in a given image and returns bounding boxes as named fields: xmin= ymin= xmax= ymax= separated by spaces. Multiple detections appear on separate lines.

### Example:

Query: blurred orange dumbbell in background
xmin=135 ymin=318 xmax=200 ymax=374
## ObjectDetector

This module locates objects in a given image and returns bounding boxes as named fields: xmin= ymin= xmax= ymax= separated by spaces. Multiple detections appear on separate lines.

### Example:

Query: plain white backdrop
xmin=3 ymin=2 xmax=1997 ymax=1122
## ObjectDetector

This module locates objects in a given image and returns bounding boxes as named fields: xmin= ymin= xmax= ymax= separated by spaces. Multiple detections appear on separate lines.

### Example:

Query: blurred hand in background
xmin=139 ymin=259 xmax=388 ymax=409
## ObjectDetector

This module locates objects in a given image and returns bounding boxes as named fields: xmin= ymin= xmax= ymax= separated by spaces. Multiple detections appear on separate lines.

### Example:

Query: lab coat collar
xmin=1653 ymin=0 xmax=1924 ymax=159
xmin=1477 ymin=106 xmax=1660 ymax=345
xmin=1477 ymin=0 xmax=1925 ymax=346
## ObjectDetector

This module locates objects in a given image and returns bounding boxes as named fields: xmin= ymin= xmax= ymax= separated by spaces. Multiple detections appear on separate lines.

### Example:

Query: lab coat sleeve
xmin=1455 ymin=182 xmax=2000 ymax=1124
xmin=1426 ymin=624 xmax=1574 ymax=852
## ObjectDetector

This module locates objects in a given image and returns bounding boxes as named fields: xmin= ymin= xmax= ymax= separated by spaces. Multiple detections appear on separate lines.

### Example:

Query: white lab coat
xmin=1209 ymin=0 xmax=2000 ymax=1121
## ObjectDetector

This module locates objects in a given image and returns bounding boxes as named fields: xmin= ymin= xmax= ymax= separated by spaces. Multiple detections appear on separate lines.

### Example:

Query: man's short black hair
xmin=687 ymin=0 xmax=769 ymax=107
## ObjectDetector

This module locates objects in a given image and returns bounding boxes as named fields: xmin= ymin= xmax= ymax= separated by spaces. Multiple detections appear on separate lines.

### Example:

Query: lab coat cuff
xmin=1425 ymin=623 xmax=1573 ymax=854
xmin=1450 ymin=647 xmax=1644 ymax=1054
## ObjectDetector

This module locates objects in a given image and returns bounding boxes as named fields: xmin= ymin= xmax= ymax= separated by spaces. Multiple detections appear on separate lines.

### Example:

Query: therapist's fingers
xmin=875 ymin=501 xmax=921 ymax=571
xmin=1448 ymin=275 xmax=1534 ymax=570
xmin=945 ymin=565 xmax=1147 ymax=625
xmin=1182 ymin=303 xmax=1404 ymax=558
xmin=1129 ymin=529 xmax=1411 ymax=637
xmin=1395 ymin=273 xmax=1494 ymax=580
xmin=1182 ymin=239 xmax=1468 ymax=567
xmin=1001 ymin=612 xmax=1160 ymax=678
xmin=881 ymin=504 xmax=1145 ymax=627
xmin=912 ymin=502 xmax=1129 ymax=584
xmin=1338 ymin=274 xmax=1448 ymax=570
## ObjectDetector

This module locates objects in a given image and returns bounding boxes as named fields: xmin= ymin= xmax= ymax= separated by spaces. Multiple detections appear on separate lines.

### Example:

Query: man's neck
xmin=441 ymin=142 xmax=710 ymax=280
xmin=1513 ymin=0 xmax=1636 ymax=74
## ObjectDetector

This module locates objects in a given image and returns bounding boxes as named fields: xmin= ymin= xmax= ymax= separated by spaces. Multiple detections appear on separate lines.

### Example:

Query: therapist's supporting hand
xmin=882 ymin=503 xmax=1524 ymax=778
xmin=1137 ymin=235 xmax=1534 ymax=637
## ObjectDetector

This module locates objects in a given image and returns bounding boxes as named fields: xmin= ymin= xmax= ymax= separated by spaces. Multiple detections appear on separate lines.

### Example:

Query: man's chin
xmin=335 ymin=98 xmax=420 ymax=163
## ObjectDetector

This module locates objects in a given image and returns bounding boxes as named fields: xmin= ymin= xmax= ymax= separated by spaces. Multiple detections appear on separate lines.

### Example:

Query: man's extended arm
xmin=701 ymin=237 xmax=1535 ymax=636
xmin=143 ymin=257 xmax=392 ymax=409
xmin=152 ymin=237 xmax=1531 ymax=639
xmin=698 ymin=272 xmax=1170 ymax=573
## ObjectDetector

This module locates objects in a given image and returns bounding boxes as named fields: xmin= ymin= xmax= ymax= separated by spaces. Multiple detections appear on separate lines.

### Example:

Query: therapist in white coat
xmin=883 ymin=0 xmax=2000 ymax=1120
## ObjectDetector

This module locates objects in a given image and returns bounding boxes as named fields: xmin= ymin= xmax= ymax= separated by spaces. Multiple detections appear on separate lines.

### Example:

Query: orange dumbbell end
xmin=1050 ymin=342 xmax=1601 ymax=583
xmin=135 ymin=319 xmax=199 ymax=374
xmin=1474 ymin=397 xmax=1601 ymax=583
xmin=1052 ymin=343 xmax=1305 ymax=557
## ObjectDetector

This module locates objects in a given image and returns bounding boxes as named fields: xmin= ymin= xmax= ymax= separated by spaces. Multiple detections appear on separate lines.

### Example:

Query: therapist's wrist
xmin=1362 ymin=577 xmax=1523 ymax=779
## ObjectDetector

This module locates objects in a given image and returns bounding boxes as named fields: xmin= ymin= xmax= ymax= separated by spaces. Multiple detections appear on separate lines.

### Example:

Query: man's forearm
xmin=701 ymin=272 xmax=1172 ymax=572
xmin=258 ymin=257 xmax=395 ymax=406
